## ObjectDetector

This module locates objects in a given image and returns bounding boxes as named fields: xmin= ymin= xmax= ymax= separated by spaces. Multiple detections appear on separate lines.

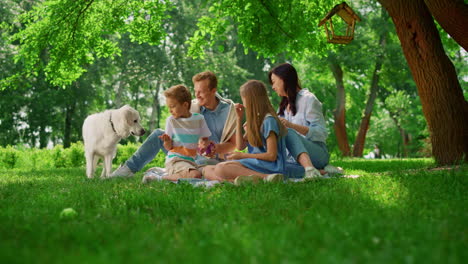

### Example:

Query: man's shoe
xmin=109 ymin=164 xmax=134 ymax=178
xmin=324 ymin=164 xmax=344 ymax=176
xmin=264 ymin=173 xmax=284 ymax=183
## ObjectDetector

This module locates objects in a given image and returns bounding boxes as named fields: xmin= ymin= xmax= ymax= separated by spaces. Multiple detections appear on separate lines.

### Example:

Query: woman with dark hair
xmin=269 ymin=63 xmax=343 ymax=178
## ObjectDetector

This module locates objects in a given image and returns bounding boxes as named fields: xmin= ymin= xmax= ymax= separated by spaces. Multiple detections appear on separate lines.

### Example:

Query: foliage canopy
xmin=2 ymin=0 xmax=172 ymax=88
xmin=188 ymin=0 xmax=337 ymax=59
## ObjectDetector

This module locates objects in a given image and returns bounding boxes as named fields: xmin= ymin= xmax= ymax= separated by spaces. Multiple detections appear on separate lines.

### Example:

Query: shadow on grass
xmin=0 ymin=163 xmax=466 ymax=263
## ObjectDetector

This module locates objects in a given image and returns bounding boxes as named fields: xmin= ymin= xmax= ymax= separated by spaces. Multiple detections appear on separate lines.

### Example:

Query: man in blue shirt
xmin=110 ymin=71 xmax=237 ymax=178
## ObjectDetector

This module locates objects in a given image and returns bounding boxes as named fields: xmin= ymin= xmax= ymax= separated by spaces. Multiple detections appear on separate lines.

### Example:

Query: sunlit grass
xmin=0 ymin=159 xmax=466 ymax=263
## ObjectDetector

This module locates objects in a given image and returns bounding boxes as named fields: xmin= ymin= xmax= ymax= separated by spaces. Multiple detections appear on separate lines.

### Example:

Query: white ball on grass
xmin=60 ymin=208 xmax=77 ymax=219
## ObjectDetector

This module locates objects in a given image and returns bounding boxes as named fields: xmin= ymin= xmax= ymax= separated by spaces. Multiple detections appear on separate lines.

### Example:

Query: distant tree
xmin=1 ymin=0 xmax=263 ymax=147
xmin=1 ymin=0 xmax=172 ymax=88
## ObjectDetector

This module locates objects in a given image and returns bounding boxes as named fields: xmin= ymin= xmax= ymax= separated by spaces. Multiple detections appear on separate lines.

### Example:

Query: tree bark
xmin=114 ymin=78 xmax=126 ymax=108
xmin=388 ymin=110 xmax=409 ymax=157
xmin=63 ymin=82 xmax=78 ymax=148
xmin=401 ymin=129 xmax=410 ymax=157
xmin=353 ymin=33 xmax=387 ymax=157
xmin=63 ymin=101 xmax=75 ymax=148
xmin=328 ymin=57 xmax=351 ymax=156
xmin=424 ymin=0 xmax=468 ymax=51
xmin=114 ymin=61 xmax=128 ymax=108
xmin=149 ymin=81 xmax=162 ymax=132
xmin=379 ymin=0 xmax=468 ymax=164
xmin=39 ymin=124 xmax=47 ymax=149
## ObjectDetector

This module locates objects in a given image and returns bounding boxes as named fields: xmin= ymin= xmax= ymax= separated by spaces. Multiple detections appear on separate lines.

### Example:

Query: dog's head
xmin=113 ymin=105 xmax=146 ymax=138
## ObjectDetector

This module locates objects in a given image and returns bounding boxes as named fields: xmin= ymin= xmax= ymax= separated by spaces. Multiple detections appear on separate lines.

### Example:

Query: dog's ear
xmin=123 ymin=106 xmax=139 ymax=126
xmin=112 ymin=107 xmax=131 ymax=138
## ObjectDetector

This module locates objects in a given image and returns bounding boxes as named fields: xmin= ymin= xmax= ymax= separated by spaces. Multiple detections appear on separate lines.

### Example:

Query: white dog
xmin=82 ymin=105 xmax=145 ymax=178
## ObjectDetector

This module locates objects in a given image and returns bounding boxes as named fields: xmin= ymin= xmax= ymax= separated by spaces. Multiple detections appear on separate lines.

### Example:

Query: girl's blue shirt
xmin=238 ymin=115 xmax=287 ymax=174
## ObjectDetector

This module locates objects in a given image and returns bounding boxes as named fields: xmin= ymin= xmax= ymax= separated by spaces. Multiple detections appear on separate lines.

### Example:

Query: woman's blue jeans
xmin=284 ymin=128 xmax=329 ymax=178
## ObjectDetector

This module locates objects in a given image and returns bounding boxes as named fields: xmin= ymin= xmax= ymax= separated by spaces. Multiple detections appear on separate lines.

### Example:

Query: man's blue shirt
xmin=200 ymin=99 xmax=230 ymax=144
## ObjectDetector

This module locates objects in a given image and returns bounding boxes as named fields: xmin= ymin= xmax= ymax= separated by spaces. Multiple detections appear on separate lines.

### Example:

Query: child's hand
xmin=158 ymin=133 xmax=171 ymax=142
xmin=198 ymin=140 xmax=216 ymax=157
xmin=198 ymin=139 xmax=208 ymax=149
xmin=197 ymin=138 xmax=209 ymax=153
xmin=225 ymin=151 xmax=244 ymax=160
xmin=159 ymin=133 xmax=172 ymax=150
xmin=234 ymin=103 xmax=245 ymax=119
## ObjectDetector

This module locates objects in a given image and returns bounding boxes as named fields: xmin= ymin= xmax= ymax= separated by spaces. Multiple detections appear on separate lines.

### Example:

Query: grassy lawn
xmin=0 ymin=158 xmax=466 ymax=263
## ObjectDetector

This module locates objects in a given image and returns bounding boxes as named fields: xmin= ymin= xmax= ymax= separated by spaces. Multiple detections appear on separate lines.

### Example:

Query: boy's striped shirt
xmin=165 ymin=113 xmax=211 ymax=163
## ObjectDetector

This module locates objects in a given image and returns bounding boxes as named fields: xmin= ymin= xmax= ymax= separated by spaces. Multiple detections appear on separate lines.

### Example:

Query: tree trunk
xmin=63 ymin=82 xmax=78 ymax=148
xmin=149 ymin=82 xmax=162 ymax=132
xmin=114 ymin=78 xmax=126 ymax=108
xmin=424 ymin=0 xmax=468 ymax=51
xmin=63 ymin=102 xmax=75 ymax=148
xmin=388 ymin=111 xmax=409 ymax=158
xmin=39 ymin=125 xmax=47 ymax=149
xmin=328 ymin=57 xmax=351 ymax=156
xmin=114 ymin=62 xmax=128 ymax=108
xmin=401 ymin=129 xmax=410 ymax=157
xmin=379 ymin=0 xmax=468 ymax=165
xmin=353 ymin=34 xmax=387 ymax=157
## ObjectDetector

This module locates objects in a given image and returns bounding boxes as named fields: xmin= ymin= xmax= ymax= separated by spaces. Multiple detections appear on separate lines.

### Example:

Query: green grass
xmin=0 ymin=158 xmax=466 ymax=263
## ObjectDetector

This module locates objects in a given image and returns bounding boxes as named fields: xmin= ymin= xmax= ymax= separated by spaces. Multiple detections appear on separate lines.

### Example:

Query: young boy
xmin=143 ymin=85 xmax=211 ymax=183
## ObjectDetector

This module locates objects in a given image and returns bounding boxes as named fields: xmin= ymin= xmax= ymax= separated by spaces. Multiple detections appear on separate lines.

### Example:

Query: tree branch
xmin=70 ymin=0 xmax=95 ymax=41
xmin=258 ymin=0 xmax=294 ymax=39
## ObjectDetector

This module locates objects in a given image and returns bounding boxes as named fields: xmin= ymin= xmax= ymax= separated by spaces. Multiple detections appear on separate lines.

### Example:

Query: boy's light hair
xmin=192 ymin=71 xmax=217 ymax=90
xmin=240 ymin=80 xmax=287 ymax=147
xmin=164 ymin=85 xmax=192 ymax=109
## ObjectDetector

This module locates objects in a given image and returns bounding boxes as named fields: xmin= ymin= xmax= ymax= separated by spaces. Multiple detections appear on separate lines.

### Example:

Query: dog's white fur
xmin=82 ymin=105 xmax=145 ymax=178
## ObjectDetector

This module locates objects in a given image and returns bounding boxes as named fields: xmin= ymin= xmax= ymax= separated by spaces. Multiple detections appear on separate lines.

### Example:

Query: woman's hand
xmin=279 ymin=117 xmax=291 ymax=128
xmin=225 ymin=151 xmax=245 ymax=160
xmin=234 ymin=103 xmax=245 ymax=119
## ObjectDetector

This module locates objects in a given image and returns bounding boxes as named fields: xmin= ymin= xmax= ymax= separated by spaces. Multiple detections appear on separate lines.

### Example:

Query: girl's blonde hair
xmin=240 ymin=80 xmax=287 ymax=147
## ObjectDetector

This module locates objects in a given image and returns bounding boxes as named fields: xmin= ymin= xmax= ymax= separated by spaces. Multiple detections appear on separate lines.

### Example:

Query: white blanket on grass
xmin=143 ymin=167 xmax=341 ymax=187
xmin=144 ymin=167 xmax=222 ymax=187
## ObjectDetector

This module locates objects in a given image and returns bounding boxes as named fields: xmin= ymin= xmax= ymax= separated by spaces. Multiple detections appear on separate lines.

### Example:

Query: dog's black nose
xmin=140 ymin=129 xmax=146 ymax=136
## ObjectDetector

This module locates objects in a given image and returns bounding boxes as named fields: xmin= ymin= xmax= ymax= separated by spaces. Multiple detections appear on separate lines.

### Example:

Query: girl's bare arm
xmin=227 ymin=132 xmax=278 ymax=161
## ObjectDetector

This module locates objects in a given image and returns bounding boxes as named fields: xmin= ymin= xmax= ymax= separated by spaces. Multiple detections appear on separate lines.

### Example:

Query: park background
xmin=0 ymin=0 xmax=467 ymax=263
xmin=0 ymin=0 xmax=466 ymax=161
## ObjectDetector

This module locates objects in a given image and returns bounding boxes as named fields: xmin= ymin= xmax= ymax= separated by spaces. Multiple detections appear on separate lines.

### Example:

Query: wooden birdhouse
xmin=318 ymin=2 xmax=361 ymax=44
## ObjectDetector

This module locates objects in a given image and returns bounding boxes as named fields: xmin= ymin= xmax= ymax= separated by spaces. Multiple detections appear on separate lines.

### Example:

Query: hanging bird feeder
xmin=318 ymin=2 xmax=361 ymax=44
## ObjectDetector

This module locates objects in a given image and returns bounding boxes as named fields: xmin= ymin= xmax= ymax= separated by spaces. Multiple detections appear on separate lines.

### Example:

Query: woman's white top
xmin=280 ymin=89 xmax=328 ymax=143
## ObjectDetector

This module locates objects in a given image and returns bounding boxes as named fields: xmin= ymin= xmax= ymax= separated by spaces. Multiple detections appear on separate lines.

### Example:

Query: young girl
xmin=203 ymin=80 xmax=287 ymax=184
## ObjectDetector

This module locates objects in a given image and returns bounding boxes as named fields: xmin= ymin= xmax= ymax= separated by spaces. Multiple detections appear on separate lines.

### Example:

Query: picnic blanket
xmin=144 ymin=167 xmax=223 ymax=188
xmin=142 ymin=167 xmax=357 ymax=188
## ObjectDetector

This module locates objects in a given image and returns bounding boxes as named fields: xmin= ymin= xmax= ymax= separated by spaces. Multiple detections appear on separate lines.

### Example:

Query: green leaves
xmin=188 ymin=0 xmax=336 ymax=59
xmin=187 ymin=15 xmax=229 ymax=59
xmin=3 ymin=0 xmax=173 ymax=88
xmin=95 ymin=39 xmax=119 ymax=58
